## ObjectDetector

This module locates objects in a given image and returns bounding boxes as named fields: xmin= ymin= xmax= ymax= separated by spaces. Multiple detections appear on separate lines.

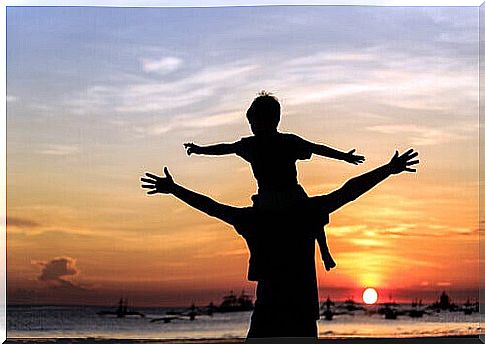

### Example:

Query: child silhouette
xmin=184 ymin=91 xmax=365 ymax=271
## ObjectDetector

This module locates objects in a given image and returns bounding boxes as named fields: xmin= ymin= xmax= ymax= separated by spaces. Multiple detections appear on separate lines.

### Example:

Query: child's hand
xmin=184 ymin=143 xmax=202 ymax=156
xmin=344 ymin=149 xmax=365 ymax=165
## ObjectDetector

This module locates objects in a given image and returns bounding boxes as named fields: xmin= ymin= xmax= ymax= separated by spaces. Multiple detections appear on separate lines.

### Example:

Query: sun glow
xmin=362 ymin=288 xmax=378 ymax=304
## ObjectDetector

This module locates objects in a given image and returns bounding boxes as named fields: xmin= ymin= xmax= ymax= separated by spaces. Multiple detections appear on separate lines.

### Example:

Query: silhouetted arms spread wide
xmin=184 ymin=142 xmax=237 ymax=156
xmin=141 ymin=167 xmax=240 ymax=225
xmin=323 ymin=149 xmax=419 ymax=213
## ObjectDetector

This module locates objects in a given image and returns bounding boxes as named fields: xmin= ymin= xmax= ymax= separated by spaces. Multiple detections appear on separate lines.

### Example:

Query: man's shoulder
xmin=238 ymin=135 xmax=256 ymax=143
xmin=230 ymin=206 xmax=257 ymax=229
xmin=308 ymin=195 xmax=329 ymax=208
xmin=278 ymin=132 xmax=298 ymax=139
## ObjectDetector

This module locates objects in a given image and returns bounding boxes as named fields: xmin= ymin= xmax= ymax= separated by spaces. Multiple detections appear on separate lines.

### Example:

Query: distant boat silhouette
xmin=427 ymin=291 xmax=458 ymax=312
xmin=378 ymin=296 xmax=400 ymax=320
xmin=339 ymin=297 xmax=365 ymax=312
xmin=321 ymin=296 xmax=334 ymax=321
xmin=462 ymin=298 xmax=476 ymax=315
xmin=151 ymin=303 xmax=212 ymax=323
xmin=97 ymin=298 xmax=145 ymax=318
xmin=383 ymin=306 xmax=398 ymax=320
xmin=216 ymin=290 xmax=254 ymax=313
xmin=407 ymin=298 xmax=425 ymax=318
xmin=150 ymin=315 xmax=183 ymax=323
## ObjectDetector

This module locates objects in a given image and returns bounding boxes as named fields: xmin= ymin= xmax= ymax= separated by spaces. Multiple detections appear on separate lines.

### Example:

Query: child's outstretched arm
xmin=184 ymin=142 xmax=237 ymax=156
xmin=141 ymin=167 xmax=241 ymax=225
xmin=310 ymin=143 xmax=365 ymax=165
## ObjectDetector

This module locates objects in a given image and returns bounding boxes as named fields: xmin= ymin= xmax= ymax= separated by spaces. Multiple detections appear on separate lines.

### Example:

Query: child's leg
xmin=316 ymin=231 xmax=336 ymax=271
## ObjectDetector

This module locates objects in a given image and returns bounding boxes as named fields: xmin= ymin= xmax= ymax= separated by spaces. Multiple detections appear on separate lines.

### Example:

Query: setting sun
xmin=362 ymin=288 xmax=378 ymax=304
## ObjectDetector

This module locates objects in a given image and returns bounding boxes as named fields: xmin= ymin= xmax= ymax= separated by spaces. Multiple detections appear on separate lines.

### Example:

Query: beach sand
xmin=5 ymin=335 xmax=481 ymax=344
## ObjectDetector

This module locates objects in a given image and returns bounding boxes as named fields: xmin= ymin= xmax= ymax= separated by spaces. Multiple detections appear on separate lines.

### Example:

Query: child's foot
xmin=322 ymin=254 xmax=336 ymax=271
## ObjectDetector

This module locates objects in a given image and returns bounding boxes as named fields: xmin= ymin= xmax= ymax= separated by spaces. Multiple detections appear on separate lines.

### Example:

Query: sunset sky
xmin=7 ymin=5 xmax=479 ymax=307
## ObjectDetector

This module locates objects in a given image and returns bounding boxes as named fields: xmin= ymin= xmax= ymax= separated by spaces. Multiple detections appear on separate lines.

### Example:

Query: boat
xmin=321 ymin=296 xmax=334 ymax=321
xmin=338 ymin=297 xmax=366 ymax=312
xmin=383 ymin=306 xmax=398 ymax=319
xmin=216 ymin=290 xmax=254 ymax=313
xmin=152 ymin=303 xmax=203 ymax=323
xmin=150 ymin=315 xmax=183 ymax=323
xmin=462 ymin=298 xmax=475 ymax=315
xmin=97 ymin=298 xmax=145 ymax=318
xmin=378 ymin=296 xmax=400 ymax=319
xmin=407 ymin=299 xmax=425 ymax=318
xmin=427 ymin=291 xmax=458 ymax=312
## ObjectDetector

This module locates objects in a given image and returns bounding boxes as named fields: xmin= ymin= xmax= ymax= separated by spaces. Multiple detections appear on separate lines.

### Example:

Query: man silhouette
xmin=141 ymin=149 xmax=418 ymax=339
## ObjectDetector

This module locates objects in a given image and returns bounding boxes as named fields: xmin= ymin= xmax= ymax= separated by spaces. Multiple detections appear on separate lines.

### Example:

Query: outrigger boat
xmin=97 ymin=298 xmax=145 ymax=318
xmin=321 ymin=297 xmax=335 ymax=321
xmin=216 ymin=290 xmax=254 ymax=313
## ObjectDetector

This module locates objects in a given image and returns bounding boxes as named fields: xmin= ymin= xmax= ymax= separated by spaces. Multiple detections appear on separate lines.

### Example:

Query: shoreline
xmin=5 ymin=335 xmax=480 ymax=344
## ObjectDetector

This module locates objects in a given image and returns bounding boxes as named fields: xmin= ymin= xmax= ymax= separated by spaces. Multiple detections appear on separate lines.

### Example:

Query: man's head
xmin=246 ymin=91 xmax=281 ymax=135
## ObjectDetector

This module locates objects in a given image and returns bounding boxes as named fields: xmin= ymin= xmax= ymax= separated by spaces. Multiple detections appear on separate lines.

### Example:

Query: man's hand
xmin=184 ymin=143 xmax=202 ymax=156
xmin=387 ymin=149 xmax=419 ymax=175
xmin=344 ymin=149 xmax=365 ymax=165
xmin=141 ymin=167 xmax=176 ymax=194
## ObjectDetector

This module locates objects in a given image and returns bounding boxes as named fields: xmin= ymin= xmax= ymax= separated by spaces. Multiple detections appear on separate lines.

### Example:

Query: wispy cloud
xmin=437 ymin=281 xmax=452 ymax=287
xmin=141 ymin=57 xmax=183 ymax=75
xmin=365 ymin=124 xmax=472 ymax=146
xmin=64 ymin=63 xmax=258 ymax=119
xmin=32 ymin=40 xmax=474 ymax=141
xmin=7 ymin=217 xmax=41 ymax=228
xmin=331 ymin=223 xmax=477 ymax=239
xmin=141 ymin=110 xmax=241 ymax=135
xmin=7 ymin=95 xmax=17 ymax=103
xmin=38 ymin=144 xmax=80 ymax=156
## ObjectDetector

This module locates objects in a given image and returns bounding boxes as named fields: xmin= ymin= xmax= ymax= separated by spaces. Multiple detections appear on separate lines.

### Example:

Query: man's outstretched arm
xmin=322 ymin=149 xmax=419 ymax=213
xmin=141 ymin=167 xmax=240 ymax=225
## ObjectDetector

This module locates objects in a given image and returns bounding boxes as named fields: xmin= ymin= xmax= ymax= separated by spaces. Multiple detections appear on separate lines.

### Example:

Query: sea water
xmin=6 ymin=305 xmax=482 ymax=340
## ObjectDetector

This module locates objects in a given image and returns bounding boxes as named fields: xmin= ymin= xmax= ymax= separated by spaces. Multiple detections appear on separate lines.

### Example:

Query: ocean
xmin=6 ymin=305 xmax=482 ymax=340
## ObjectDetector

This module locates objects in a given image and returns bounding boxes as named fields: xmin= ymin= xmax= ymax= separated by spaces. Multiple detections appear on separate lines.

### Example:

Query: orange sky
xmin=6 ymin=6 xmax=479 ymax=307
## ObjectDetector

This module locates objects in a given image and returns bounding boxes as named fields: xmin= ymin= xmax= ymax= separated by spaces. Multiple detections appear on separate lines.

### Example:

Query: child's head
xmin=246 ymin=91 xmax=280 ymax=135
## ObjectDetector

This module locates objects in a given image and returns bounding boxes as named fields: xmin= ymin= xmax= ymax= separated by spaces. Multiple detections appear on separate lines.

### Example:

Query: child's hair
xmin=246 ymin=90 xmax=281 ymax=127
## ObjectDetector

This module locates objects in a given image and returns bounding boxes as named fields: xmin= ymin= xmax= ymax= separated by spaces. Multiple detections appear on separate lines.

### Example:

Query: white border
xmin=3 ymin=0 xmax=484 ymax=7
xmin=1 ymin=1 xmax=482 ymax=343
xmin=1 ymin=1 xmax=5 ymax=343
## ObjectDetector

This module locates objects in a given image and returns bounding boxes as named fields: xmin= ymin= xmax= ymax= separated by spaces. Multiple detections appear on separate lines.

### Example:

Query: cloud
xmin=114 ymin=63 xmax=258 ymax=113
xmin=36 ymin=256 xmax=84 ymax=290
xmin=437 ymin=281 xmax=452 ymax=287
xmin=285 ymin=52 xmax=376 ymax=67
xmin=38 ymin=144 xmax=80 ymax=156
xmin=7 ymin=95 xmax=17 ymax=103
xmin=64 ymin=62 xmax=258 ymax=125
xmin=366 ymin=124 xmax=472 ymax=146
xmin=143 ymin=110 xmax=241 ymax=135
xmin=141 ymin=57 xmax=183 ymax=74
xmin=53 ymin=32 xmax=475 ymax=139
xmin=332 ymin=222 xmax=477 ymax=240
xmin=349 ymin=238 xmax=387 ymax=248
xmin=7 ymin=217 xmax=40 ymax=228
